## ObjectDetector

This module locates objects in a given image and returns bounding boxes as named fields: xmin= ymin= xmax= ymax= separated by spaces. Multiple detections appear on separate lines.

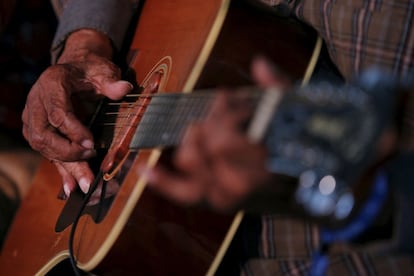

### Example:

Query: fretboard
xmin=129 ymin=90 xmax=265 ymax=149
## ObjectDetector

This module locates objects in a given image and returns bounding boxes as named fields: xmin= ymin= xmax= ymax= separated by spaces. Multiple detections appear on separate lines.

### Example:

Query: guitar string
xmin=67 ymin=91 xmax=269 ymax=274
xmin=97 ymin=93 xmax=260 ymax=126
xmin=66 ymin=83 xmax=256 ymax=273
xmin=101 ymin=94 xmax=215 ymax=121
xmin=94 ymin=92 xmax=261 ymax=149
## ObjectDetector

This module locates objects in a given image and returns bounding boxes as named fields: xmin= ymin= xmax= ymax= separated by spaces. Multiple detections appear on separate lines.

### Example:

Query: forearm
xmin=57 ymin=29 xmax=114 ymax=63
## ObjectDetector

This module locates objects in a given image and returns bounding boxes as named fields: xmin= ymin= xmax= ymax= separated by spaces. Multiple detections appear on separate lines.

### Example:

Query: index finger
xmin=22 ymin=83 xmax=95 ymax=161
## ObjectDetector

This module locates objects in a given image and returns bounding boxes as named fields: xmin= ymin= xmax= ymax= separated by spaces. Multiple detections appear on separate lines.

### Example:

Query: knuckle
xmin=42 ymin=64 xmax=68 ymax=78
xmin=94 ymin=56 xmax=120 ymax=77
xmin=209 ymin=141 xmax=225 ymax=157
xmin=48 ymin=107 xmax=66 ymax=128
xmin=28 ymin=131 xmax=48 ymax=152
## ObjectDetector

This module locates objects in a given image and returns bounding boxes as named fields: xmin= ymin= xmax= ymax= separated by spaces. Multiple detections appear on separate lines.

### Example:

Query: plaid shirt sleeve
xmin=49 ymin=0 xmax=138 ymax=63
xmin=259 ymin=0 xmax=414 ymax=81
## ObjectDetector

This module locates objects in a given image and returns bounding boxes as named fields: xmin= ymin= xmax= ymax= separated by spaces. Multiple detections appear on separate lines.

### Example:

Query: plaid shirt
xmin=259 ymin=0 xmax=414 ymax=81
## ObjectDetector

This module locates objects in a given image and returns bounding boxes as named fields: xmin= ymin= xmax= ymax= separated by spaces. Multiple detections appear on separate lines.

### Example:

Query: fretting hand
xmin=144 ymin=57 xmax=287 ymax=212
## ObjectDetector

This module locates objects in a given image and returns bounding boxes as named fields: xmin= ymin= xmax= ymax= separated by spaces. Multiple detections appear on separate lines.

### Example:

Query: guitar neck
xmin=129 ymin=88 xmax=271 ymax=150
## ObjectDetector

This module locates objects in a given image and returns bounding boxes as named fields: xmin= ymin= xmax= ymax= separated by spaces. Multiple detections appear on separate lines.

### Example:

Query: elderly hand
xmin=22 ymin=29 xmax=133 ymax=197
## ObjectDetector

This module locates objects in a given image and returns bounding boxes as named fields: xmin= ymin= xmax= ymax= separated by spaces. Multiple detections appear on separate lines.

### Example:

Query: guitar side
xmin=0 ymin=0 xmax=320 ymax=275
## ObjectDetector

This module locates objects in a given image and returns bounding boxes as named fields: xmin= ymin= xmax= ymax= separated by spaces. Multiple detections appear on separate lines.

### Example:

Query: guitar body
xmin=0 ymin=0 xmax=319 ymax=275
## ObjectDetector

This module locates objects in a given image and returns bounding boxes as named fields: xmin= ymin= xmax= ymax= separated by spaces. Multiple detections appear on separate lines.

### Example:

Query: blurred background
xmin=0 ymin=0 xmax=57 ymax=245
xmin=0 ymin=0 xmax=57 ymax=148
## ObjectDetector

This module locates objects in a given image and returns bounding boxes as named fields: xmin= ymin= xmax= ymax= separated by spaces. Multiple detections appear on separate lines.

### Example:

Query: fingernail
xmin=79 ymin=177 xmax=90 ymax=194
xmin=81 ymin=149 xmax=96 ymax=159
xmin=127 ymin=82 xmax=134 ymax=90
xmin=81 ymin=139 xmax=94 ymax=149
xmin=118 ymin=80 xmax=134 ymax=90
xmin=109 ymin=80 xmax=133 ymax=91
xmin=63 ymin=183 xmax=71 ymax=197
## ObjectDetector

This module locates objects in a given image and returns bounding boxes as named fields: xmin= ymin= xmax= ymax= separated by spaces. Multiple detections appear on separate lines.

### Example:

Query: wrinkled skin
xmin=22 ymin=29 xmax=133 ymax=197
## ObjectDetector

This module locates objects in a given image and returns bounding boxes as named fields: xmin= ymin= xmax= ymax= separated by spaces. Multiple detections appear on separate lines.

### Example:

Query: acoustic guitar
xmin=0 ymin=0 xmax=325 ymax=275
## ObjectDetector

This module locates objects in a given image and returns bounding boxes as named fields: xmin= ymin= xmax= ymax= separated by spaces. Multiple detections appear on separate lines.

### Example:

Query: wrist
xmin=57 ymin=29 xmax=114 ymax=64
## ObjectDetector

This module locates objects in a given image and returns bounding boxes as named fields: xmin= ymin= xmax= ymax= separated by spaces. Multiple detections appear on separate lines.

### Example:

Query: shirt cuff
xmin=51 ymin=0 xmax=137 ymax=63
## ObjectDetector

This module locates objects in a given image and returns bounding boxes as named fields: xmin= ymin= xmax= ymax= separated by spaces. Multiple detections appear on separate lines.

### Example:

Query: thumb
xmin=81 ymin=54 xmax=134 ymax=100
xmin=100 ymin=79 xmax=134 ymax=100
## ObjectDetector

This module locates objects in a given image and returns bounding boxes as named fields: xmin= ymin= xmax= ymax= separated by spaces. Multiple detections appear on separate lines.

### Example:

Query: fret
xmin=129 ymin=93 xmax=215 ymax=149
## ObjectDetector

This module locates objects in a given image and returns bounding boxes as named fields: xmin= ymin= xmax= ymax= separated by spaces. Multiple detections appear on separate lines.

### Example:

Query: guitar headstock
xmin=259 ymin=70 xmax=401 ymax=225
